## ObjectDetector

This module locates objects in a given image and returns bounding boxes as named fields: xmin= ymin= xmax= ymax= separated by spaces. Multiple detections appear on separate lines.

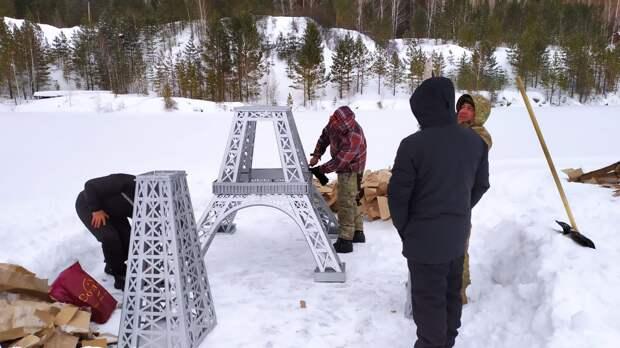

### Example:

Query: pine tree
xmin=430 ymin=50 xmax=446 ymax=77
xmin=91 ymin=14 xmax=119 ymax=93
xmin=602 ymin=45 xmax=620 ymax=94
xmin=291 ymin=22 xmax=327 ymax=106
xmin=35 ymin=41 xmax=51 ymax=93
xmin=454 ymin=41 xmax=504 ymax=96
xmin=203 ymin=19 xmax=232 ymax=102
xmin=456 ymin=52 xmax=474 ymax=91
xmin=122 ymin=22 xmax=148 ymax=95
xmin=593 ymin=43 xmax=620 ymax=96
xmin=143 ymin=24 xmax=161 ymax=92
xmin=541 ymin=49 xmax=565 ymax=104
xmin=162 ymin=82 xmax=177 ymax=110
xmin=371 ymin=46 xmax=388 ymax=95
xmin=154 ymin=49 xmax=174 ymax=96
xmin=481 ymin=51 xmax=506 ymax=100
xmin=179 ymin=36 xmax=203 ymax=99
xmin=13 ymin=21 xmax=50 ymax=97
xmin=330 ymin=34 xmax=355 ymax=99
xmin=508 ymin=22 xmax=547 ymax=88
xmin=51 ymin=32 xmax=71 ymax=81
xmin=386 ymin=50 xmax=403 ymax=96
xmin=93 ymin=17 xmax=147 ymax=95
xmin=353 ymin=35 xmax=371 ymax=94
xmin=175 ymin=55 xmax=189 ymax=97
xmin=0 ymin=20 xmax=16 ymax=99
xmin=276 ymin=32 xmax=299 ymax=67
xmin=563 ymin=35 xmax=595 ymax=103
xmin=71 ymin=25 xmax=98 ymax=90
xmin=404 ymin=40 xmax=426 ymax=93
xmin=229 ymin=14 xmax=265 ymax=102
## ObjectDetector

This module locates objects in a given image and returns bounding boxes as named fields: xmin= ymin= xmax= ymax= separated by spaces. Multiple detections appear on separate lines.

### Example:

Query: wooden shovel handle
xmin=516 ymin=77 xmax=579 ymax=231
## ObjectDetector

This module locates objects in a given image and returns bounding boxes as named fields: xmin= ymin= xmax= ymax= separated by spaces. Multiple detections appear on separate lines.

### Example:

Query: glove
xmin=310 ymin=166 xmax=329 ymax=186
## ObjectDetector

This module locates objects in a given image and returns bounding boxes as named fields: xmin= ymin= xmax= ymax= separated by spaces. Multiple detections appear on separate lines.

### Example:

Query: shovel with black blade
xmin=516 ymin=77 xmax=595 ymax=249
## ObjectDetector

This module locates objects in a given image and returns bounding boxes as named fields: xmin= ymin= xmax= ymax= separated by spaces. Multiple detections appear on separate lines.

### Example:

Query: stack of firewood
xmin=0 ymin=264 xmax=116 ymax=348
xmin=314 ymin=180 xmax=339 ymax=212
xmin=313 ymin=169 xmax=393 ymax=220
xmin=360 ymin=169 xmax=392 ymax=220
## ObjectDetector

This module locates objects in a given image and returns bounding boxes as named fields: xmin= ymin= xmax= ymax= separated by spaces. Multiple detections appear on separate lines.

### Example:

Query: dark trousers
xmin=75 ymin=191 xmax=130 ymax=276
xmin=408 ymin=255 xmax=464 ymax=348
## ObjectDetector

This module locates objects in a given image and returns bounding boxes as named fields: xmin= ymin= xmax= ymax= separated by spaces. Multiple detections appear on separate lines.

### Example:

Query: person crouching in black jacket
xmin=75 ymin=173 xmax=136 ymax=290
xmin=388 ymin=77 xmax=489 ymax=348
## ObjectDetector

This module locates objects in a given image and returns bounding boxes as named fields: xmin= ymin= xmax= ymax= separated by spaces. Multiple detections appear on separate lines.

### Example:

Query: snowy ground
xmin=0 ymin=95 xmax=619 ymax=347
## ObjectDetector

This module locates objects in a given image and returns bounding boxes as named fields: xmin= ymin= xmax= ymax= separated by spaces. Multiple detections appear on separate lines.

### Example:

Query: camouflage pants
xmin=337 ymin=172 xmax=363 ymax=240
xmin=461 ymin=229 xmax=472 ymax=304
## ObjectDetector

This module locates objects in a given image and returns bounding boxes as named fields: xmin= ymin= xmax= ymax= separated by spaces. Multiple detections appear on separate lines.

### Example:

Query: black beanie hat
xmin=456 ymin=94 xmax=475 ymax=111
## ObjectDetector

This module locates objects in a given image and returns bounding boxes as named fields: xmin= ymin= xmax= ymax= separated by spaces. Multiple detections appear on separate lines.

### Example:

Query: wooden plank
xmin=54 ymin=306 xmax=78 ymax=327
xmin=377 ymin=182 xmax=388 ymax=196
xmin=362 ymin=172 xmax=380 ymax=188
xmin=81 ymin=338 xmax=107 ymax=347
xmin=377 ymin=170 xmax=392 ymax=184
xmin=377 ymin=196 xmax=391 ymax=220
xmin=364 ymin=187 xmax=378 ymax=202
xmin=43 ymin=330 xmax=79 ymax=348
xmin=326 ymin=183 xmax=338 ymax=207
xmin=0 ymin=328 xmax=29 ymax=342
xmin=561 ymin=168 xmax=584 ymax=182
xmin=34 ymin=309 xmax=55 ymax=327
xmin=61 ymin=310 xmax=91 ymax=335
xmin=579 ymin=161 xmax=620 ymax=181
xmin=36 ymin=328 xmax=56 ymax=346
xmin=366 ymin=201 xmax=381 ymax=220
xmin=593 ymin=175 xmax=620 ymax=185
xmin=9 ymin=334 xmax=40 ymax=348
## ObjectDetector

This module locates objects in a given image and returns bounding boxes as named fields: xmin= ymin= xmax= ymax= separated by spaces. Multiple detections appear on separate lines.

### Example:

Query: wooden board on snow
xmin=377 ymin=197 xmax=391 ymax=220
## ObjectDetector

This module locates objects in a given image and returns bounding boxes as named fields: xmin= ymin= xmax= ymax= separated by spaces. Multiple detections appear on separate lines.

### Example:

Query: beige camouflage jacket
xmin=462 ymin=94 xmax=493 ymax=149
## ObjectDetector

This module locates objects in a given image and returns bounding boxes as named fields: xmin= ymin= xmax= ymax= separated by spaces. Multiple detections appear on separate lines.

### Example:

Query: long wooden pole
xmin=516 ymin=76 xmax=579 ymax=231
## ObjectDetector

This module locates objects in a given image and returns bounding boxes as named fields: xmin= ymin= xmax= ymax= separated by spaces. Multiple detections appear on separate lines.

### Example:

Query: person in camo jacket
xmin=456 ymin=93 xmax=493 ymax=304
xmin=309 ymin=106 xmax=367 ymax=254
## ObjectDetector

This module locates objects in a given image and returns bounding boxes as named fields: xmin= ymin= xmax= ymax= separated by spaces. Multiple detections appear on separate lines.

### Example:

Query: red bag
xmin=49 ymin=262 xmax=117 ymax=324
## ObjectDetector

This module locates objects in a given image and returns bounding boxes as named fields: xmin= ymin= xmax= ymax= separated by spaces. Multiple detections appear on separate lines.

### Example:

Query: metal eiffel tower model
xmin=119 ymin=171 xmax=216 ymax=348
xmin=196 ymin=106 xmax=345 ymax=282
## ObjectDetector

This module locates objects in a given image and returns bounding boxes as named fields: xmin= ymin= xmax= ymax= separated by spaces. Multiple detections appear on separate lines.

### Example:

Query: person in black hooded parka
xmin=387 ymin=77 xmax=489 ymax=348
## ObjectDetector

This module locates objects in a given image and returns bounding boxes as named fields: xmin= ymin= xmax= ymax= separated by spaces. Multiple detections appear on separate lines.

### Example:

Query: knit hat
xmin=456 ymin=94 xmax=475 ymax=112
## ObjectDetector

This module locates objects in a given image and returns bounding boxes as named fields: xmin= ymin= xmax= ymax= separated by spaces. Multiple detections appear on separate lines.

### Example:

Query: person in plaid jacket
xmin=309 ymin=105 xmax=367 ymax=253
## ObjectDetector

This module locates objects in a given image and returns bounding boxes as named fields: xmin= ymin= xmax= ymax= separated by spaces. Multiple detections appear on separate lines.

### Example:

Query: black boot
xmin=333 ymin=238 xmax=353 ymax=253
xmin=352 ymin=230 xmax=366 ymax=243
xmin=104 ymin=264 xmax=114 ymax=276
xmin=114 ymin=275 xmax=126 ymax=290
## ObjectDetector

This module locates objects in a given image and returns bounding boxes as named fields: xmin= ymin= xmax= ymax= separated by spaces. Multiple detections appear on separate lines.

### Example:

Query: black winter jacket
xmin=387 ymin=77 xmax=490 ymax=264
xmin=83 ymin=173 xmax=136 ymax=219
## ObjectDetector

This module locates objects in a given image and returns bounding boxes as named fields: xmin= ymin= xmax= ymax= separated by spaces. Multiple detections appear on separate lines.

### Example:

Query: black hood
xmin=409 ymin=77 xmax=456 ymax=128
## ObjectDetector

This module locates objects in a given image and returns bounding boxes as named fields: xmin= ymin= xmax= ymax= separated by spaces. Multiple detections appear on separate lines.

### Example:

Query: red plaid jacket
xmin=312 ymin=106 xmax=367 ymax=174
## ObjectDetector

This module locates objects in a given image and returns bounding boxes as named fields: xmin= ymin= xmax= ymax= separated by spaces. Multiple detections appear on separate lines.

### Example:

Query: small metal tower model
xmin=196 ymin=106 xmax=345 ymax=282
xmin=119 ymin=171 xmax=217 ymax=348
